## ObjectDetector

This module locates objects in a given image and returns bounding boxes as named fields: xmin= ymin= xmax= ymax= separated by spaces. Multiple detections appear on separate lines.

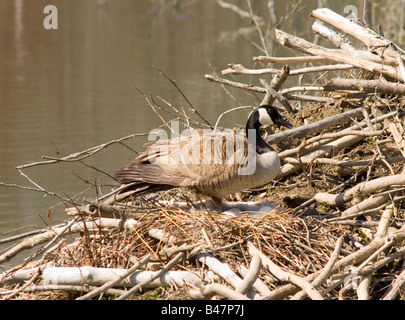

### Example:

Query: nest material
xmin=1 ymin=197 xmax=404 ymax=300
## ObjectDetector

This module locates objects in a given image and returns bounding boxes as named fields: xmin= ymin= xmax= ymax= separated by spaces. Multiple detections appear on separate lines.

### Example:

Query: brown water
xmin=0 ymin=0 xmax=388 ymax=260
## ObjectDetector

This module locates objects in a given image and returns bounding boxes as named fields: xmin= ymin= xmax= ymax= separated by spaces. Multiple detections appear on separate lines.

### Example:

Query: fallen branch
xmin=314 ymin=174 xmax=405 ymax=207
xmin=275 ymin=29 xmax=403 ymax=82
xmin=324 ymin=78 xmax=405 ymax=95
xmin=311 ymin=8 xmax=401 ymax=61
xmin=222 ymin=63 xmax=354 ymax=76
xmin=261 ymin=65 xmax=290 ymax=106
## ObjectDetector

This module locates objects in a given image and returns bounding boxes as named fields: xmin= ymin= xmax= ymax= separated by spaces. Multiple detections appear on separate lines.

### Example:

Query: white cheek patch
xmin=258 ymin=108 xmax=274 ymax=126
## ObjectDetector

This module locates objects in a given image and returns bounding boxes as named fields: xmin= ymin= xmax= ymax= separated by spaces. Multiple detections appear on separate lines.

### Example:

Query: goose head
xmin=245 ymin=105 xmax=291 ymax=155
xmin=257 ymin=105 xmax=292 ymax=128
xmin=246 ymin=105 xmax=292 ymax=136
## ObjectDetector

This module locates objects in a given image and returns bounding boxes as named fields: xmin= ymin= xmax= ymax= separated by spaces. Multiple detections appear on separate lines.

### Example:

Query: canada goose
xmin=113 ymin=105 xmax=292 ymax=210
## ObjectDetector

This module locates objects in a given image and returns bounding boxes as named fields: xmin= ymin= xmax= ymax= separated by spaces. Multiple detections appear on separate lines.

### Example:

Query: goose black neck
xmin=246 ymin=110 xmax=275 ymax=155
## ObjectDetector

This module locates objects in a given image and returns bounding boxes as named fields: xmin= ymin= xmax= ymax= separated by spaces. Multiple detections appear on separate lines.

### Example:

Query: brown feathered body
xmin=114 ymin=130 xmax=280 ymax=203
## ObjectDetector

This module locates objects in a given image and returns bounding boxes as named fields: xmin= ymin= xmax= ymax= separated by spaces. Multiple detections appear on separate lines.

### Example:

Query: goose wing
xmin=114 ymin=131 xmax=252 ymax=189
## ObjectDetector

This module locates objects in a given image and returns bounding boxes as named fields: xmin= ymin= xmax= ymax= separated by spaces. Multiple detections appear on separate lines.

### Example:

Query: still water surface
xmin=0 ymin=0 xmax=368 ymax=259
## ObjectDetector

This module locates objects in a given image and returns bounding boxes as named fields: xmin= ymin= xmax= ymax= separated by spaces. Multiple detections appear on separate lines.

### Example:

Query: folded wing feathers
xmin=114 ymin=132 xmax=254 ymax=197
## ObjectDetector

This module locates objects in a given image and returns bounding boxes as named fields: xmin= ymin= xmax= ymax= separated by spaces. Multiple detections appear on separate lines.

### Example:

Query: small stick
xmin=153 ymin=65 xmax=212 ymax=128
xmin=222 ymin=63 xmax=354 ymax=76
xmin=253 ymin=55 xmax=333 ymax=64
xmin=16 ymin=133 xmax=148 ymax=170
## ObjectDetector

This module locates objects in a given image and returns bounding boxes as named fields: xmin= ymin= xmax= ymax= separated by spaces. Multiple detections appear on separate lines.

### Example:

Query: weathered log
xmin=324 ymin=78 xmax=405 ymax=95
xmin=42 ymin=266 xmax=202 ymax=289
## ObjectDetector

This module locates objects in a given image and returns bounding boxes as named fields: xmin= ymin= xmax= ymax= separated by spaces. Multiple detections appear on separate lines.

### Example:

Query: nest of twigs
xmin=1 ymin=190 xmax=404 ymax=300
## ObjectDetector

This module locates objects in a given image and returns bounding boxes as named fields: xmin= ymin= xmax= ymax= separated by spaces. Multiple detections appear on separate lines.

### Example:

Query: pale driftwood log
xmin=247 ymin=242 xmax=324 ymax=300
xmin=275 ymin=29 xmax=403 ymax=82
xmin=281 ymin=129 xmax=383 ymax=160
xmin=314 ymin=174 xmax=405 ymax=207
xmin=356 ymin=205 xmax=396 ymax=300
xmin=323 ymin=78 xmax=405 ymax=95
xmin=42 ymin=265 xmax=202 ymax=290
xmin=116 ymin=252 xmax=186 ymax=300
xmin=189 ymin=283 xmax=250 ymax=300
xmin=311 ymin=8 xmax=401 ymax=61
xmin=148 ymin=228 xmax=178 ymax=245
xmin=0 ymin=263 xmax=52 ymax=287
xmin=376 ymin=204 xmax=394 ymax=238
xmin=339 ymin=194 xmax=390 ymax=219
xmin=222 ymin=63 xmax=279 ymax=75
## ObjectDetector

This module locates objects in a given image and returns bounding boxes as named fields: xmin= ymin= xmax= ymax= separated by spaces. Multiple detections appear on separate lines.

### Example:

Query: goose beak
xmin=274 ymin=115 xmax=292 ymax=129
